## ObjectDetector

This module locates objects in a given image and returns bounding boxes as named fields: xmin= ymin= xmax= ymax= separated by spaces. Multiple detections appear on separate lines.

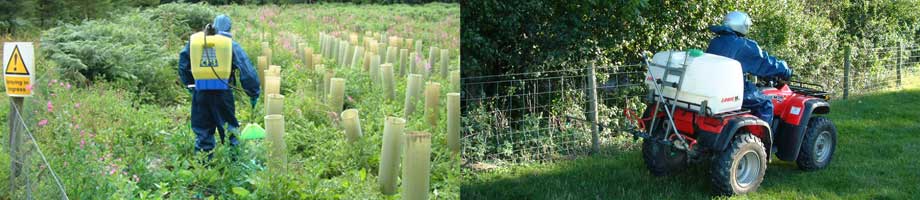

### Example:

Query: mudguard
xmin=774 ymin=99 xmax=830 ymax=161
xmin=695 ymin=116 xmax=771 ymax=153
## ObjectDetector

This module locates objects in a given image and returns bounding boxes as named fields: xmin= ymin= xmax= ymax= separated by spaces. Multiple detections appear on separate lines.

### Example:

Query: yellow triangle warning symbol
xmin=5 ymin=46 xmax=28 ymax=75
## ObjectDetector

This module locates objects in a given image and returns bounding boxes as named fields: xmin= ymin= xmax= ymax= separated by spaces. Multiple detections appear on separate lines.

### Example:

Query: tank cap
xmin=687 ymin=48 xmax=704 ymax=57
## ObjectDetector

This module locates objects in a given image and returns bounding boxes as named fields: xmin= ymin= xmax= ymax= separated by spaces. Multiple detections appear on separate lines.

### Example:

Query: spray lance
xmin=199 ymin=23 xmax=266 ymax=140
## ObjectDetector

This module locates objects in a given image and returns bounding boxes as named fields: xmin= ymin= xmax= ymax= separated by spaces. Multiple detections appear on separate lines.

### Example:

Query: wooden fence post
xmin=897 ymin=41 xmax=903 ymax=89
xmin=8 ymin=97 xmax=23 ymax=196
xmin=586 ymin=62 xmax=599 ymax=154
xmin=844 ymin=46 xmax=851 ymax=99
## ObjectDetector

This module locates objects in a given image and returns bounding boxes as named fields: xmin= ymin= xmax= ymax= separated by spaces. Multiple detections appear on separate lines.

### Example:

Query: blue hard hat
xmin=214 ymin=15 xmax=232 ymax=32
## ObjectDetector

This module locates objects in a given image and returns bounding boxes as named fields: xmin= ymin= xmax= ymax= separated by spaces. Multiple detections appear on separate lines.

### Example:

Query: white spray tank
xmin=645 ymin=50 xmax=744 ymax=115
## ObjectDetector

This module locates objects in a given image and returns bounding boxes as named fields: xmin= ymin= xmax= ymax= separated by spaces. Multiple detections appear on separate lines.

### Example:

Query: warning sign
xmin=6 ymin=46 xmax=29 ymax=75
xmin=3 ymin=42 xmax=34 ymax=97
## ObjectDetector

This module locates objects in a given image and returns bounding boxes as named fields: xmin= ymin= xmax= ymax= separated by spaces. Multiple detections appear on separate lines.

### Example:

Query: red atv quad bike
xmin=624 ymin=50 xmax=838 ymax=195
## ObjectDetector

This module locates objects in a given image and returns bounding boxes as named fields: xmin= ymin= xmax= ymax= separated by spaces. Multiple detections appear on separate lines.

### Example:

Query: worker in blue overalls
xmin=706 ymin=11 xmax=793 ymax=125
xmin=178 ymin=15 xmax=260 ymax=156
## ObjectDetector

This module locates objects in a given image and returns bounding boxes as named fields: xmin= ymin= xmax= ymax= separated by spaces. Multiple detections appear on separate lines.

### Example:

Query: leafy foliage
xmin=462 ymin=0 xmax=920 ymax=84
xmin=40 ymin=3 xmax=216 ymax=105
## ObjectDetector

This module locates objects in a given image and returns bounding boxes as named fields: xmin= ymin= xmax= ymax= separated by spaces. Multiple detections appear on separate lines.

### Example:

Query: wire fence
xmin=6 ymin=101 xmax=70 ymax=199
xmin=461 ymin=44 xmax=920 ymax=163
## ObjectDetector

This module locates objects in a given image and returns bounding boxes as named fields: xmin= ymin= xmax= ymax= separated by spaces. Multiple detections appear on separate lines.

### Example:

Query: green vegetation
xmin=462 ymin=78 xmax=920 ymax=199
xmin=0 ymin=2 xmax=459 ymax=199
xmin=460 ymin=0 xmax=920 ymax=164
xmin=463 ymin=0 xmax=920 ymax=81
xmin=0 ymin=0 xmax=457 ymax=35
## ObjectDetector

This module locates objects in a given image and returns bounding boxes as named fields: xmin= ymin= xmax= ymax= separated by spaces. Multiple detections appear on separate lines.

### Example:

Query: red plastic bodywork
xmin=761 ymin=85 xmax=819 ymax=126
xmin=643 ymin=105 xmax=759 ymax=137
xmin=633 ymin=84 xmax=824 ymax=151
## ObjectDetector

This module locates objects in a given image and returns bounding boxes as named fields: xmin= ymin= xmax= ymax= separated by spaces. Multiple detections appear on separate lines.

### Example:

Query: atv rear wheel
xmin=796 ymin=116 xmax=837 ymax=171
xmin=642 ymin=138 xmax=688 ymax=176
xmin=711 ymin=133 xmax=767 ymax=195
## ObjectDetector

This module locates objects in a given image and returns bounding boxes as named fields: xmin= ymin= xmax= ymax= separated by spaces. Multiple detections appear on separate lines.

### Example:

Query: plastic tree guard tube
xmin=404 ymin=74 xmax=423 ymax=119
xmin=364 ymin=50 xmax=373 ymax=71
xmin=450 ymin=70 xmax=460 ymax=92
xmin=428 ymin=46 xmax=438 ymax=75
xmin=329 ymin=78 xmax=346 ymax=113
xmin=265 ymin=114 xmax=286 ymax=172
xmin=381 ymin=63 xmax=396 ymax=101
xmin=265 ymin=76 xmax=281 ymax=96
xmin=386 ymin=46 xmax=397 ymax=65
xmin=264 ymin=46 xmax=273 ymax=67
xmin=414 ymin=40 xmax=423 ymax=56
xmin=447 ymin=93 xmax=460 ymax=154
xmin=323 ymin=69 xmax=335 ymax=102
xmin=378 ymin=117 xmax=406 ymax=195
xmin=405 ymin=38 xmax=414 ymax=51
xmin=399 ymin=48 xmax=409 ymax=76
xmin=258 ymin=56 xmax=267 ymax=89
xmin=314 ymin=54 xmax=323 ymax=65
xmin=304 ymin=47 xmax=314 ymax=71
xmin=424 ymin=82 xmax=441 ymax=128
xmin=401 ymin=131 xmax=432 ymax=200
xmin=266 ymin=94 xmax=284 ymax=116
xmin=341 ymin=109 xmax=362 ymax=143
xmin=378 ymin=42 xmax=387 ymax=61
xmin=351 ymin=46 xmax=364 ymax=69
xmin=370 ymin=55 xmax=381 ymax=84
xmin=440 ymin=49 xmax=450 ymax=78
xmin=409 ymin=52 xmax=418 ymax=74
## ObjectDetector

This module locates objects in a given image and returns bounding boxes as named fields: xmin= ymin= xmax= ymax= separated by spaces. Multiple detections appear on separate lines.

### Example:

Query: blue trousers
xmin=191 ymin=90 xmax=240 ymax=152
xmin=742 ymin=85 xmax=774 ymax=126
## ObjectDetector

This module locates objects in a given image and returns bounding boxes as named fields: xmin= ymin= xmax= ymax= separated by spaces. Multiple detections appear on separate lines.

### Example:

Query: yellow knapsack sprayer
xmin=195 ymin=23 xmax=265 ymax=140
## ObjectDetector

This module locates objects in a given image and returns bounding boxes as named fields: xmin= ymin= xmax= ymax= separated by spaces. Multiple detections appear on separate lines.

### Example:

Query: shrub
xmin=40 ymin=3 xmax=217 ymax=104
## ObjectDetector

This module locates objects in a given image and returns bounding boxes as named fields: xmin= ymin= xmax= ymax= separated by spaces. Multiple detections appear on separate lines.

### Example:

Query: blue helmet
xmin=722 ymin=11 xmax=752 ymax=35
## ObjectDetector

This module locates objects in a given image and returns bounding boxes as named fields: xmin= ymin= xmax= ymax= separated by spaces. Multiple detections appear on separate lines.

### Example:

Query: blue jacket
xmin=706 ymin=25 xmax=791 ymax=95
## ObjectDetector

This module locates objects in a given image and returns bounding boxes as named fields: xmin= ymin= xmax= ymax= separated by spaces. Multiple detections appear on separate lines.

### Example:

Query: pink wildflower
xmin=347 ymin=95 xmax=355 ymax=102
xmin=38 ymin=119 xmax=48 ymax=126
xmin=75 ymin=103 xmax=80 ymax=108
xmin=65 ymin=83 xmax=71 ymax=89
xmin=46 ymin=101 xmax=53 ymax=112
xmin=80 ymin=139 xmax=85 ymax=149
xmin=133 ymin=175 xmax=139 ymax=182
xmin=52 ymin=79 xmax=57 ymax=84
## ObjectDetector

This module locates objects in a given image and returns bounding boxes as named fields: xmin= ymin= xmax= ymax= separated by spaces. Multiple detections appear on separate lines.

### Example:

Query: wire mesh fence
xmin=6 ymin=101 xmax=69 ymax=199
xmin=461 ymin=44 xmax=920 ymax=163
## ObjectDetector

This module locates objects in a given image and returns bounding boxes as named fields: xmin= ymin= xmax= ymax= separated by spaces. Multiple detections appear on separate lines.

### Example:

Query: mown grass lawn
xmin=462 ymin=79 xmax=920 ymax=199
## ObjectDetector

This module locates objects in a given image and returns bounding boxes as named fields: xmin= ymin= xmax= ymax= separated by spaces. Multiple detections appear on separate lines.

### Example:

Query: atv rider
xmin=178 ymin=15 xmax=261 ymax=154
xmin=706 ymin=11 xmax=792 ymax=126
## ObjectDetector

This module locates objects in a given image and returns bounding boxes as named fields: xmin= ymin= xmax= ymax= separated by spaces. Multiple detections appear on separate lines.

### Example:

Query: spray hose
xmin=200 ymin=23 xmax=260 ymax=123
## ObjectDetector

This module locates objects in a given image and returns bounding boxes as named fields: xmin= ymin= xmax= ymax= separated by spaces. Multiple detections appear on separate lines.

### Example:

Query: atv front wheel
xmin=711 ymin=133 xmax=767 ymax=195
xmin=796 ymin=116 xmax=837 ymax=171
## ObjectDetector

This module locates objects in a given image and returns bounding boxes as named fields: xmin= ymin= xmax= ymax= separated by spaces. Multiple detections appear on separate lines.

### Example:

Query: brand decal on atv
xmin=721 ymin=96 xmax=739 ymax=103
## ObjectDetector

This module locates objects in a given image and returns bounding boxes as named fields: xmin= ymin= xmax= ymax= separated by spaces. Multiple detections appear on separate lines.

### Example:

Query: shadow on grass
xmin=462 ymin=89 xmax=920 ymax=199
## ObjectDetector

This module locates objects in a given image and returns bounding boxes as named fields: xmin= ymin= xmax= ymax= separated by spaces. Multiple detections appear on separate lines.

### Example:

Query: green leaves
xmin=40 ymin=3 xmax=217 ymax=105
xmin=232 ymin=187 xmax=251 ymax=198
